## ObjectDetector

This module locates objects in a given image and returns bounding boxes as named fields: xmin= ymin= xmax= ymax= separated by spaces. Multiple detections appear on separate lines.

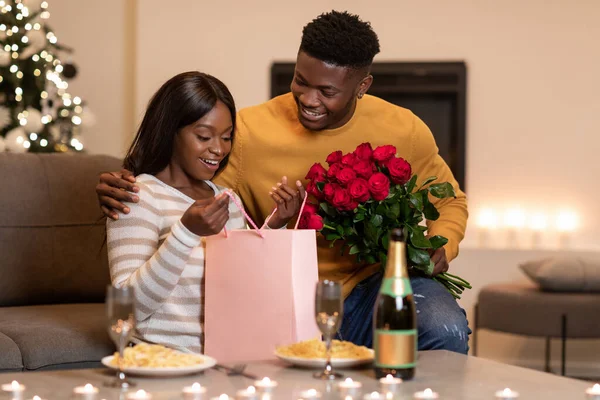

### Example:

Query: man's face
xmin=291 ymin=51 xmax=369 ymax=131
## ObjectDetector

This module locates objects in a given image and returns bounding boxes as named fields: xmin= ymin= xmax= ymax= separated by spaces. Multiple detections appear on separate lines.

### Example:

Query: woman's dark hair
xmin=123 ymin=71 xmax=236 ymax=176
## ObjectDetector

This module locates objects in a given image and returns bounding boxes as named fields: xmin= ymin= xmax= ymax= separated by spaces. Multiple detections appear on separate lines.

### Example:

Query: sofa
xmin=0 ymin=153 xmax=122 ymax=372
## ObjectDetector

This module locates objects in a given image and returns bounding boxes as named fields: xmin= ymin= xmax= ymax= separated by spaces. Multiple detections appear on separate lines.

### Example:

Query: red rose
xmin=348 ymin=178 xmax=370 ymax=202
xmin=341 ymin=153 xmax=357 ymax=167
xmin=303 ymin=202 xmax=319 ymax=214
xmin=306 ymin=181 xmax=323 ymax=200
xmin=352 ymin=160 xmax=375 ymax=180
xmin=322 ymin=182 xmax=340 ymax=202
xmin=387 ymin=157 xmax=412 ymax=184
xmin=335 ymin=167 xmax=357 ymax=186
xmin=372 ymin=145 xmax=397 ymax=166
xmin=326 ymin=150 xmax=343 ymax=166
xmin=368 ymin=172 xmax=391 ymax=201
xmin=298 ymin=211 xmax=324 ymax=230
xmin=332 ymin=188 xmax=358 ymax=211
xmin=327 ymin=163 xmax=343 ymax=181
xmin=354 ymin=143 xmax=373 ymax=161
xmin=305 ymin=163 xmax=327 ymax=181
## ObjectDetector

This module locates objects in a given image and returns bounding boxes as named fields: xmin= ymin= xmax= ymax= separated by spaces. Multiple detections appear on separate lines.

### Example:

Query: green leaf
xmin=370 ymin=214 xmax=383 ymax=227
xmin=365 ymin=255 xmax=376 ymax=264
xmin=378 ymin=252 xmax=387 ymax=266
xmin=408 ymin=192 xmax=424 ymax=211
xmin=349 ymin=245 xmax=360 ymax=255
xmin=429 ymin=182 xmax=456 ymax=199
xmin=345 ymin=226 xmax=354 ymax=236
xmin=407 ymin=245 xmax=430 ymax=266
xmin=389 ymin=202 xmax=400 ymax=218
xmin=410 ymin=228 xmax=432 ymax=249
xmin=325 ymin=233 xmax=341 ymax=241
xmin=316 ymin=181 xmax=325 ymax=191
xmin=353 ymin=212 xmax=365 ymax=223
xmin=418 ymin=176 xmax=438 ymax=190
xmin=423 ymin=201 xmax=440 ymax=221
xmin=365 ymin=221 xmax=378 ymax=243
xmin=405 ymin=175 xmax=418 ymax=194
xmin=425 ymin=259 xmax=435 ymax=275
xmin=429 ymin=235 xmax=448 ymax=249
xmin=336 ymin=225 xmax=345 ymax=236
xmin=320 ymin=202 xmax=337 ymax=217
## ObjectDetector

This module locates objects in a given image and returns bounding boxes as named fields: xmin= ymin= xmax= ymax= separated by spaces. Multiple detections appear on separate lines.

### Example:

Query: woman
xmin=107 ymin=71 xmax=304 ymax=353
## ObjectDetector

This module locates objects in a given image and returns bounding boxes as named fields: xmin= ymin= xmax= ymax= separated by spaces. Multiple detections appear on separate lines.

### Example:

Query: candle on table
xmin=338 ymin=378 xmax=362 ymax=397
xmin=183 ymin=383 xmax=207 ymax=400
xmin=236 ymin=386 xmax=258 ymax=400
xmin=210 ymin=395 xmax=232 ymax=400
xmin=2 ymin=381 xmax=25 ymax=399
xmin=73 ymin=383 xmax=99 ymax=400
xmin=299 ymin=389 xmax=322 ymax=400
xmin=126 ymin=390 xmax=152 ymax=400
xmin=379 ymin=374 xmax=402 ymax=394
xmin=363 ymin=391 xmax=386 ymax=400
xmin=494 ymin=388 xmax=519 ymax=399
xmin=29 ymin=396 xmax=46 ymax=400
xmin=414 ymin=388 xmax=439 ymax=399
xmin=586 ymin=384 xmax=600 ymax=400
xmin=253 ymin=377 xmax=278 ymax=393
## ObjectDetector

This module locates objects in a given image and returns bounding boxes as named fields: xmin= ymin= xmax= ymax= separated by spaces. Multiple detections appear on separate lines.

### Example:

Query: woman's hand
xmin=180 ymin=193 xmax=230 ymax=236
xmin=267 ymin=176 xmax=306 ymax=229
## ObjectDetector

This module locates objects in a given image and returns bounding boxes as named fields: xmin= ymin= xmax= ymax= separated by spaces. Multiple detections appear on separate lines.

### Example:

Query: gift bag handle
xmin=222 ymin=190 xmax=265 ymax=238
xmin=262 ymin=191 xmax=309 ymax=230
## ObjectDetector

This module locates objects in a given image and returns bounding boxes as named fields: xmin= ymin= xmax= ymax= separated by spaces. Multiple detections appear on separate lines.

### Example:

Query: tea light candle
xmin=2 ymin=381 xmax=25 ymax=399
xmin=414 ymin=388 xmax=439 ymax=399
xmin=254 ymin=377 xmax=278 ymax=393
xmin=338 ymin=378 xmax=362 ymax=397
xmin=235 ymin=386 xmax=259 ymax=400
xmin=210 ymin=395 xmax=231 ymax=400
xmin=494 ymin=388 xmax=519 ymax=399
xmin=585 ymin=384 xmax=600 ymax=400
xmin=126 ymin=390 xmax=153 ymax=400
xmin=183 ymin=383 xmax=207 ymax=400
xmin=299 ymin=389 xmax=322 ymax=400
xmin=379 ymin=374 xmax=402 ymax=393
xmin=29 ymin=396 xmax=46 ymax=400
xmin=73 ymin=383 xmax=99 ymax=400
xmin=363 ymin=391 xmax=386 ymax=400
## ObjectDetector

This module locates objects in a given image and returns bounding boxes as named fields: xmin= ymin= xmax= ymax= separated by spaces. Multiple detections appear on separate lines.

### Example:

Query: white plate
xmin=101 ymin=354 xmax=217 ymax=377
xmin=275 ymin=349 xmax=374 ymax=369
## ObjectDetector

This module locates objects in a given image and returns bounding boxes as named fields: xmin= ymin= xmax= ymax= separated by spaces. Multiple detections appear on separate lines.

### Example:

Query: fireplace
xmin=270 ymin=62 xmax=467 ymax=190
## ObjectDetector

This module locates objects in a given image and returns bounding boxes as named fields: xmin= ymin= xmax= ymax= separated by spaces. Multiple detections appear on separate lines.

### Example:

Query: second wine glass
xmin=313 ymin=280 xmax=344 ymax=380
xmin=105 ymin=284 xmax=136 ymax=389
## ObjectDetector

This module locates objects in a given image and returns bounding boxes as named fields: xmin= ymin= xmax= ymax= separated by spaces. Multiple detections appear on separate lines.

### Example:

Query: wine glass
xmin=104 ymin=285 xmax=136 ymax=388
xmin=313 ymin=280 xmax=344 ymax=380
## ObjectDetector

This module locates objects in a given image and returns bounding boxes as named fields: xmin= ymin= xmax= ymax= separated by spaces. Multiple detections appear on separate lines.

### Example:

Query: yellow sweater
xmin=214 ymin=93 xmax=468 ymax=298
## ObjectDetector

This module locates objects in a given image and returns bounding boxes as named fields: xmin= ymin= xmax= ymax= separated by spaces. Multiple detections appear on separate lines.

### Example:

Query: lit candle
xmin=73 ymin=383 xmax=99 ymax=400
xmin=586 ymin=384 xmax=600 ymax=400
xmin=494 ymin=388 xmax=519 ymax=399
xmin=29 ymin=396 xmax=46 ymax=400
xmin=299 ymin=389 xmax=322 ymax=400
xmin=338 ymin=378 xmax=362 ymax=397
xmin=363 ymin=391 xmax=386 ymax=400
xmin=379 ymin=374 xmax=402 ymax=394
xmin=236 ymin=386 xmax=259 ymax=400
xmin=253 ymin=377 xmax=278 ymax=393
xmin=183 ymin=383 xmax=207 ymax=400
xmin=414 ymin=388 xmax=439 ymax=399
xmin=2 ymin=381 xmax=25 ymax=399
xmin=210 ymin=395 xmax=232 ymax=400
xmin=126 ymin=390 xmax=152 ymax=400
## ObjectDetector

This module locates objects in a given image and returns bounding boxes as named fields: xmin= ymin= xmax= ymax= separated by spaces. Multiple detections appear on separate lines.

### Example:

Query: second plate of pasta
xmin=275 ymin=339 xmax=374 ymax=369
xmin=101 ymin=343 xmax=217 ymax=377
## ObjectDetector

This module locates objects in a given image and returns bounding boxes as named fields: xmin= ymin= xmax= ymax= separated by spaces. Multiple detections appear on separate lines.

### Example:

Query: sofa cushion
xmin=520 ymin=257 xmax=600 ymax=292
xmin=0 ymin=331 xmax=23 ymax=372
xmin=0 ymin=303 xmax=115 ymax=370
xmin=0 ymin=153 xmax=122 ymax=307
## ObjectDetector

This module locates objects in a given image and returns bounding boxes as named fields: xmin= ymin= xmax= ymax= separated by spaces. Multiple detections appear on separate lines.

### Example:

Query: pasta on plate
xmin=275 ymin=338 xmax=372 ymax=360
xmin=110 ymin=343 xmax=204 ymax=368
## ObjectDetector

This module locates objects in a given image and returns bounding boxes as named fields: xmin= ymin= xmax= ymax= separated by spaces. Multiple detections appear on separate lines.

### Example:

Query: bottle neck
xmin=384 ymin=240 xmax=409 ymax=279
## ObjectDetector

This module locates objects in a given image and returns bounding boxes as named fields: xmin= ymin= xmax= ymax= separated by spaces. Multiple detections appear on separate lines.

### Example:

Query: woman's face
xmin=172 ymin=100 xmax=233 ymax=181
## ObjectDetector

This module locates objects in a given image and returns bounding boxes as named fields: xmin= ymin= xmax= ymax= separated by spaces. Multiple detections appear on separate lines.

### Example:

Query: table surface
xmin=0 ymin=351 xmax=595 ymax=400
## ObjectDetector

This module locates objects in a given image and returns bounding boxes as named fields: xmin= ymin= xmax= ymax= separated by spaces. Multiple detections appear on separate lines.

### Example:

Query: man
xmin=97 ymin=10 xmax=470 ymax=353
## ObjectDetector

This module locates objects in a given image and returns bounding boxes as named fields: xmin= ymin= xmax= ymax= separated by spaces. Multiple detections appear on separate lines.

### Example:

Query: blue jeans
xmin=335 ymin=271 xmax=471 ymax=354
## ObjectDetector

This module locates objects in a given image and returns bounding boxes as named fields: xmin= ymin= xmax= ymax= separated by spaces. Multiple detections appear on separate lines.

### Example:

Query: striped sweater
xmin=106 ymin=174 xmax=246 ymax=354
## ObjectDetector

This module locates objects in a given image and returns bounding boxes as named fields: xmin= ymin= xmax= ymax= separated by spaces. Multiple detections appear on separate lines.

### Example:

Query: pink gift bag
xmin=203 ymin=193 xmax=320 ymax=362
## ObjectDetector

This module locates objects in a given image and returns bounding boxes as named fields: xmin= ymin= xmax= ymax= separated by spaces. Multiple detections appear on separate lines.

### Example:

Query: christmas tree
xmin=0 ymin=0 xmax=90 ymax=153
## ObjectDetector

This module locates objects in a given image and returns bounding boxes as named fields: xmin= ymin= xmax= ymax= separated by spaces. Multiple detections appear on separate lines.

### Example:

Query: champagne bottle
xmin=373 ymin=228 xmax=417 ymax=380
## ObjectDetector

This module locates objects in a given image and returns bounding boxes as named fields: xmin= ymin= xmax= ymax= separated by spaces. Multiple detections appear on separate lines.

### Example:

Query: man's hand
xmin=96 ymin=169 xmax=139 ymax=220
xmin=429 ymin=247 xmax=449 ymax=276
xmin=268 ymin=176 xmax=306 ymax=229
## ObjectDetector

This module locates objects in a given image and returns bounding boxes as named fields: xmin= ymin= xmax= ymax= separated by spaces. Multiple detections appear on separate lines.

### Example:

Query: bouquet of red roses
xmin=298 ymin=142 xmax=471 ymax=299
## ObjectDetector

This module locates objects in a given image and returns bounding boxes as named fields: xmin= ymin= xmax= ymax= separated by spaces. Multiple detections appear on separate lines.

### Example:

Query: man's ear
xmin=357 ymin=75 xmax=373 ymax=99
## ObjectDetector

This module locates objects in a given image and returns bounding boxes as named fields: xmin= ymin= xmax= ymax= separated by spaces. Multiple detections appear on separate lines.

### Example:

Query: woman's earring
xmin=358 ymin=93 xmax=364 ymax=99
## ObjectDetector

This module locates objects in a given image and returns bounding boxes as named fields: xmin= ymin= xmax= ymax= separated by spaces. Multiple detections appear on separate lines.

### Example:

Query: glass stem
xmin=117 ymin=334 xmax=126 ymax=381
xmin=324 ymin=335 xmax=333 ymax=375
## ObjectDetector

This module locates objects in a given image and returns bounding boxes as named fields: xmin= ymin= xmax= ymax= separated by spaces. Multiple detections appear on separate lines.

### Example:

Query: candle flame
xmin=219 ymin=394 xmax=230 ymax=400
xmin=33 ymin=396 xmax=41 ymax=400
xmin=135 ymin=390 xmax=148 ymax=398
xmin=594 ymin=384 xmax=600 ymax=390
xmin=261 ymin=377 xmax=271 ymax=384
xmin=11 ymin=381 xmax=19 ymax=389
xmin=370 ymin=391 xmax=381 ymax=399
xmin=247 ymin=386 xmax=256 ymax=394
xmin=386 ymin=374 xmax=393 ymax=379
xmin=84 ymin=384 xmax=94 ymax=391
xmin=307 ymin=389 xmax=317 ymax=396
xmin=503 ymin=388 xmax=513 ymax=395
xmin=192 ymin=383 xmax=201 ymax=390
xmin=424 ymin=389 xmax=433 ymax=395
xmin=344 ymin=378 xmax=353 ymax=383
